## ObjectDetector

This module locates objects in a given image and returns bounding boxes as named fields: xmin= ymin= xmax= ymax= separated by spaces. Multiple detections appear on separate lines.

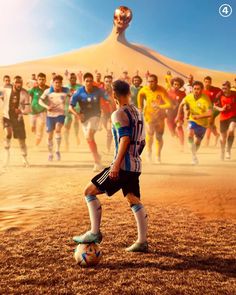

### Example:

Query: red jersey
xmin=168 ymin=88 xmax=186 ymax=107
xmin=202 ymin=86 xmax=221 ymax=103
xmin=216 ymin=91 xmax=236 ymax=121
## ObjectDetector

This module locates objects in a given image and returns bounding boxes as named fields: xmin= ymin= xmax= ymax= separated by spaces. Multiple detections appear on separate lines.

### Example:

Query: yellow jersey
xmin=183 ymin=93 xmax=212 ymax=127
xmin=138 ymin=85 xmax=171 ymax=123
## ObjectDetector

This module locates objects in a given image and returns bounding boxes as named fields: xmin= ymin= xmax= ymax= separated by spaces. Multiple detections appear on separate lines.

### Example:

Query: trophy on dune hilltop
xmin=113 ymin=6 xmax=133 ymax=34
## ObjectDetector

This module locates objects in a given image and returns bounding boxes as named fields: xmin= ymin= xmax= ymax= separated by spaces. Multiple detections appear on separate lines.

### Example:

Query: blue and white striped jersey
xmin=111 ymin=104 xmax=145 ymax=173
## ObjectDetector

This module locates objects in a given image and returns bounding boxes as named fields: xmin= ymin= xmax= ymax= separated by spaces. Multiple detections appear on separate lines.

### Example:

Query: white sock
xmin=131 ymin=204 xmax=148 ymax=243
xmin=85 ymin=195 xmax=102 ymax=234
xmin=55 ymin=134 xmax=61 ymax=152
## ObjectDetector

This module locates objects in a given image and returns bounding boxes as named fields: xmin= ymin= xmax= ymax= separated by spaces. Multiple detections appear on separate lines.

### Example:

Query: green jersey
xmin=29 ymin=86 xmax=49 ymax=114
xmin=66 ymin=83 xmax=82 ymax=113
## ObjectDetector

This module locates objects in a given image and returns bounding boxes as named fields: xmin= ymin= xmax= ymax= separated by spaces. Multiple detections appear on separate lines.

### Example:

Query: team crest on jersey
xmin=114 ymin=122 xmax=121 ymax=129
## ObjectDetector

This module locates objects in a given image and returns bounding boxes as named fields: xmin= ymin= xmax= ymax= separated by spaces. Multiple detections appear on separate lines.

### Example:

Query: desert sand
xmin=0 ymin=26 xmax=235 ymax=86
xmin=0 ymin=116 xmax=235 ymax=294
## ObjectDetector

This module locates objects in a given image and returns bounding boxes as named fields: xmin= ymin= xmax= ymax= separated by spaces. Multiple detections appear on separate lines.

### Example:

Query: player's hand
xmin=78 ymin=113 xmax=85 ymax=122
xmin=192 ymin=115 xmax=199 ymax=120
xmin=109 ymin=162 xmax=119 ymax=180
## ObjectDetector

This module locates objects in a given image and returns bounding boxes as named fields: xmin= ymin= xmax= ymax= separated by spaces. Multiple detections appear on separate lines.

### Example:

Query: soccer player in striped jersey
xmin=73 ymin=80 xmax=148 ymax=253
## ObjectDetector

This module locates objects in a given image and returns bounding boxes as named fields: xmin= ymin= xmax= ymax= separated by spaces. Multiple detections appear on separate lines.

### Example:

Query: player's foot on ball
xmin=125 ymin=241 xmax=148 ymax=253
xmin=73 ymin=231 xmax=103 ymax=244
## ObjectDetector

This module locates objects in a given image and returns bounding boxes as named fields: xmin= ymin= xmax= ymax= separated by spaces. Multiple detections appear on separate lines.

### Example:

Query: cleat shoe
xmin=93 ymin=163 xmax=104 ymax=172
xmin=23 ymin=159 xmax=30 ymax=168
xmin=125 ymin=241 xmax=148 ymax=253
xmin=56 ymin=151 xmax=61 ymax=161
xmin=48 ymin=154 xmax=53 ymax=162
xmin=192 ymin=155 xmax=199 ymax=165
xmin=73 ymin=231 xmax=103 ymax=244
xmin=225 ymin=151 xmax=231 ymax=160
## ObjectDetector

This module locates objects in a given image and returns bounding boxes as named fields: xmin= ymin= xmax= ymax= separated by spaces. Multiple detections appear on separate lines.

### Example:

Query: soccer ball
xmin=74 ymin=243 xmax=102 ymax=267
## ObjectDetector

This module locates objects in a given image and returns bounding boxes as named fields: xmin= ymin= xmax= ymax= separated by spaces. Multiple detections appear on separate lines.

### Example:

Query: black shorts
xmin=91 ymin=167 xmax=141 ymax=198
xmin=220 ymin=117 xmax=236 ymax=133
xmin=3 ymin=117 xmax=26 ymax=139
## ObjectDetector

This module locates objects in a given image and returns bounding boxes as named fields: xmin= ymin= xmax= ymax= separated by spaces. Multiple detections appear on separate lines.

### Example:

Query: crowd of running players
xmin=0 ymin=70 xmax=236 ymax=170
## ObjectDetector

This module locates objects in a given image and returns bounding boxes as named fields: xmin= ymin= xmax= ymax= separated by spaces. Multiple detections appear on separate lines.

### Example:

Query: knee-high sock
xmin=176 ymin=126 xmax=184 ymax=146
xmin=155 ymin=138 xmax=163 ymax=157
xmin=227 ymin=135 xmax=234 ymax=152
xmin=146 ymin=134 xmax=153 ymax=155
xmin=188 ymin=137 xmax=196 ymax=156
xmin=19 ymin=140 xmax=27 ymax=157
xmin=131 ymin=204 xmax=148 ymax=243
xmin=64 ymin=129 xmax=69 ymax=149
xmin=85 ymin=195 xmax=102 ymax=234
xmin=48 ymin=138 xmax=53 ymax=154
xmin=55 ymin=133 xmax=61 ymax=152
xmin=87 ymin=139 xmax=100 ymax=163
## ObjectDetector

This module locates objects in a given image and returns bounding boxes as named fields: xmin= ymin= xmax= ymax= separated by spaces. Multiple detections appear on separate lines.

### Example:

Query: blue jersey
xmin=70 ymin=86 xmax=106 ymax=121
xmin=111 ymin=104 xmax=145 ymax=173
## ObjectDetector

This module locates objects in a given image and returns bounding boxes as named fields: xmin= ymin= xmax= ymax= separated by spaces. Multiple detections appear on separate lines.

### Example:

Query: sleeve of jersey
xmin=70 ymin=92 xmax=79 ymax=107
xmin=40 ymin=89 xmax=49 ymax=101
xmin=112 ymin=111 xmax=131 ymax=138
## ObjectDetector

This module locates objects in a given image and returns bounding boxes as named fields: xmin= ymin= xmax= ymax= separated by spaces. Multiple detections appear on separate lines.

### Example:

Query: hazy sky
xmin=0 ymin=0 xmax=235 ymax=72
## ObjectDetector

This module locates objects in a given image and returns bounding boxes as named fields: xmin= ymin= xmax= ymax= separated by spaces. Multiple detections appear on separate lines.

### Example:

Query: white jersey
xmin=40 ymin=87 xmax=69 ymax=117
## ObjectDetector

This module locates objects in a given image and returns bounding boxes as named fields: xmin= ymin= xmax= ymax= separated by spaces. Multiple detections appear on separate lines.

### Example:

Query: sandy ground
xmin=0 ymin=117 xmax=236 ymax=294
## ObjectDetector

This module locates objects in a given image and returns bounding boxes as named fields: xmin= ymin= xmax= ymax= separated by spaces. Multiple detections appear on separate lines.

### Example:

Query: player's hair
xmin=104 ymin=75 xmax=113 ymax=80
xmin=38 ymin=72 xmax=46 ymax=78
xmin=149 ymin=74 xmax=158 ymax=82
xmin=14 ymin=75 xmax=22 ymax=81
xmin=222 ymin=81 xmax=231 ymax=88
xmin=204 ymin=76 xmax=212 ymax=82
xmin=171 ymin=77 xmax=184 ymax=88
xmin=112 ymin=80 xmax=130 ymax=98
xmin=132 ymin=75 xmax=143 ymax=84
xmin=83 ymin=72 xmax=94 ymax=81
xmin=70 ymin=73 xmax=76 ymax=78
xmin=192 ymin=81 xmax=204 ymax=89
xmin=3 ymin=75 xmax=10 ymax=80
xmin=53 ymin=75 xmax=63 ymax=82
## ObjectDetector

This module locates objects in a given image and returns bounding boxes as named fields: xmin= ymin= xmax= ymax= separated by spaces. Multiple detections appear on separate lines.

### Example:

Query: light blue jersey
xmin=111 ymin=104 xmax=145 ymax=172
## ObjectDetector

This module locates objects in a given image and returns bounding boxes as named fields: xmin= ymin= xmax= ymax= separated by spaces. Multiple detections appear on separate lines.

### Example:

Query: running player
xmin=164 ymin=71 xmax=172 ymax=90
xmin=100 ymin=75 xmax=116 ymax=154
xmin=120 ymin=71 xmax=131 ymax=84
xmin=130 ymin=75 xmax=143 ymax=107
xmin=231 ymin=78 xmax=236 ymax=91
xmin=28 ymin=73 xmax=49 ymax=146
xmin=167 ymin=77 xmax=186 ymax=150
xmin=64 ymin=73 xmax=82 ymax=151
xmin=73 ymin=80 xmax=148 ymax=253
xmin=176 ymin=81 xmax=212 ymax=165
xmin=3 ymin=75 xmax=12 ymax=88
xmin=26 ymin=73 xmax=37 ymax=89
xmin=202 ymin=76 xmax=221 ymax=146
xmin=138 ymin=74 xmax=171 ymax=163
xmin=0 ymin=76 xmax=31 ymax=168
xmin=184 ymin=74 xmax=194 ymax=94
xmin=214 ymin=81 xmax=236 ymax=160
xmin=39 ymin=75 xmax=69 ymax=161
xmin=69 ymin=72 xmax=107 ymax=172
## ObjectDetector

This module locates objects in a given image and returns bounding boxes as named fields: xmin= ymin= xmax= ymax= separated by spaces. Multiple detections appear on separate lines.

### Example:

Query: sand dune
xmin=0 ymin=27 xmax=234 ymax=85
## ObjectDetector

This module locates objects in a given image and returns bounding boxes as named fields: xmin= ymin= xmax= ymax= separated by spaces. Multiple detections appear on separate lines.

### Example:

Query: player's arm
xmin=158 ymin=93 xmax=172 ymax=110
xmin=20 ymin=91 xmax=31 ymax=114
xmin=39 ymin=89 xmax=51 ymax=110
xmin=69 ymin=92 xmax=85 ymax=121
xmin=137 ymin=90 xmax=145 ymax=111
xmin=213 ymin=93 xmax=227 ymax=112
xmin=176 ymin=99 xmax=186 ymax=122
xmin=109 ymin=112 xmax=131 ymax=179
